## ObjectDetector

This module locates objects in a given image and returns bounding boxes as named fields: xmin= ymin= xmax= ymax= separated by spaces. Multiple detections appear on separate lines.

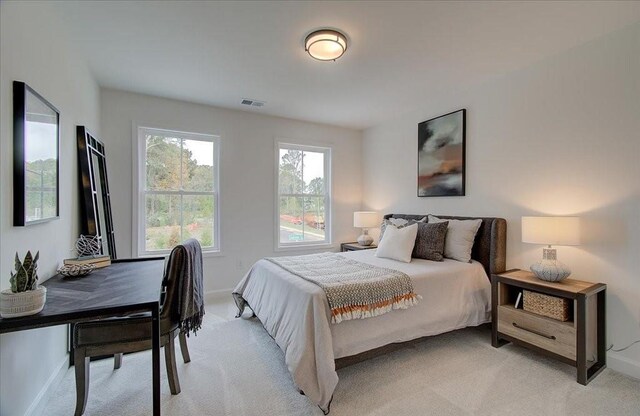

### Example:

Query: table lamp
xmin=353 ymin=211 xmax=378 ymax=246
xmin=522 ymin=216 xmax=580 ymax=282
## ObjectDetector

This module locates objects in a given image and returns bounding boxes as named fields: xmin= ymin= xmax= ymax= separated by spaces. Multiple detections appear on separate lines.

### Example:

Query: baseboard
xmin=24 ymin=354 xmax=69 ymax=416
xmin=607 ymin=351 xmax=640 ymax=380
xmin=205 ymin=288 xmax=234 ymax=303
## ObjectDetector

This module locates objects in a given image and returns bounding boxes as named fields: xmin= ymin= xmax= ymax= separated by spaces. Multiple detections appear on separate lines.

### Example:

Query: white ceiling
xmin=55 ymin=1 xmax=640 ymax=130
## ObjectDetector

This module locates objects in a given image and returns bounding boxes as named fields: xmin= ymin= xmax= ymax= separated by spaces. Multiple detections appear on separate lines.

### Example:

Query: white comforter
xmin=232 ymin=250 xmax=491 ymax=413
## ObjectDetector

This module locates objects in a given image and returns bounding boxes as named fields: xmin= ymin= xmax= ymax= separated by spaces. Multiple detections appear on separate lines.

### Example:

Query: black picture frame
xmin=417 ymin=109 xmax=466 ymax=197
xmin=13 ymin=81 xmax=60 ymax=226
xmin=76 ymin=126 xmax=117 ymax=258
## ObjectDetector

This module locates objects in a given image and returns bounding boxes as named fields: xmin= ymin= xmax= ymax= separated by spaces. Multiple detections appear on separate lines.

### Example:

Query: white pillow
xmin=428 ymin=215 xmax=482 ymax=263
xmin=375 ymin=223 xmax=418 ymax=263
xmin=379 ymin=216 xmax=426 ymax=243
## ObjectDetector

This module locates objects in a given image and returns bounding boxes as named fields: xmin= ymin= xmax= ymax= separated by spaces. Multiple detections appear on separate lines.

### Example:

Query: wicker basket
xmin=523 ymin=290 xmax=570 ymax=321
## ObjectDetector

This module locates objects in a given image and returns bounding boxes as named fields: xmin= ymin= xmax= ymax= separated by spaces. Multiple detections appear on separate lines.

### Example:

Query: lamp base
xmin=530 ymin=259 xmax=571 ymax=282
xmin=357 ymin=233 xmax=373 ymax=246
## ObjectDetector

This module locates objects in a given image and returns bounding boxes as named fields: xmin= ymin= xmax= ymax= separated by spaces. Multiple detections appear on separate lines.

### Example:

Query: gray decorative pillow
xmin=412 ymin=221 xmax=449 ymax=261
xmin=379 ymin=217 xmax=426 ymax=243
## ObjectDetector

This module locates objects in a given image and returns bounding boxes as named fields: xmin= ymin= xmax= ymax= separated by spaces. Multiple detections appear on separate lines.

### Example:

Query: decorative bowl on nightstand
xmin=530 ymin=258 xmax=571 ymax=282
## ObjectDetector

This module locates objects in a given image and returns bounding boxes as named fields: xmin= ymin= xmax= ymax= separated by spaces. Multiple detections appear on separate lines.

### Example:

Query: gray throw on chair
xmin=172 ymin=238 xmax=205 ymax=335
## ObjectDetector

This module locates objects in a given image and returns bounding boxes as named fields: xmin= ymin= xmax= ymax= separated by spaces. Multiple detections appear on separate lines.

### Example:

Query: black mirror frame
xmin=13 ymin=81 xmax=60 ymax=226
xmin=76 ymin=126 xmax=117 ymax=258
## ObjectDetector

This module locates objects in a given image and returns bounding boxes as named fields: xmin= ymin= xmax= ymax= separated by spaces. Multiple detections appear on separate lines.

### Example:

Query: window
xmin=137 ymin=127 xmax=219 ymax=255
xmin=277 ymin=142 xmax=331 ymax=248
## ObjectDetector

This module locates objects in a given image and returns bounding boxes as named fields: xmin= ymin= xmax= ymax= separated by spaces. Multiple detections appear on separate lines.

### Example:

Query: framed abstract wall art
xmin=417 ymin=109 xmax=466 ymax=197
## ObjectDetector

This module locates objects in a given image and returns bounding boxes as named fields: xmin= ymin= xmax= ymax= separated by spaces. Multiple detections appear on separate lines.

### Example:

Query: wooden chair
xmin=72 ymin=241 xmax=201 ymax=416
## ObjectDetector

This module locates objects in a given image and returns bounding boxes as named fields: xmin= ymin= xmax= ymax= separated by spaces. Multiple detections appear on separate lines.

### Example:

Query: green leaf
xmin=22 ymin=251 xmax=33 ymax=271
xmin=9 ymin=251 xmax=39 ymax=292
xmin=18 ymin=265 xmax=28 ymax=292
xmin=9 ymin=272 xmax=17 ymax=293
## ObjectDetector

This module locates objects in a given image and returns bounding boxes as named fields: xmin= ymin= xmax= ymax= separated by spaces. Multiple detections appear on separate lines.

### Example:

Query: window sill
xmin=275 ymin=243 xmax=337 ymax=253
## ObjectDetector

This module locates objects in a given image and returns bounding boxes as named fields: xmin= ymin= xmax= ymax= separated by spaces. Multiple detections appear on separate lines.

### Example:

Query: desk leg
xmin=152 ymin=303 xmax=161 ymax=416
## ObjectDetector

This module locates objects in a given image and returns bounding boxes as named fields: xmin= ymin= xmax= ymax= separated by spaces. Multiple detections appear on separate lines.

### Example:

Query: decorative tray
xmin=57 ymin=263 xmax=96 ymax=277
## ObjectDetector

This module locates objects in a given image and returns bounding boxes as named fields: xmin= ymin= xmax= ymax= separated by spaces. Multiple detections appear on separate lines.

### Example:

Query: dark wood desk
xmin=0 ymin=258 xmax=165 ymax=415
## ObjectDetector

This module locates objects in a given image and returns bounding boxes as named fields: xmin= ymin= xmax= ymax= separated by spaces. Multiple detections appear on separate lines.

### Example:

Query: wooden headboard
xmin=383 ymin=214 xmax=507 ymax=277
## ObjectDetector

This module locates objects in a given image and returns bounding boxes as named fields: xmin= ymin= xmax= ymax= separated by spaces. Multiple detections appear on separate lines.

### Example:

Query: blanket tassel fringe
xmin=330 ymin=293 xmax=421 ymax=324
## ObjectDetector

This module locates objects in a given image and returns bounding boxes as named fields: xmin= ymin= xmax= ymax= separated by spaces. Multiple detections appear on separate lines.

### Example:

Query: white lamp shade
xmin=353 ymin=211 xmax=378 ymax=228
xmin=522 ymin=216 xmax=580 ymax=246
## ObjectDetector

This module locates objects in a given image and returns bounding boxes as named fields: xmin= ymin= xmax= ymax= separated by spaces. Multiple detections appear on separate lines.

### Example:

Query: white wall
xmin=0 ymin=2 xmax=101 ymax=415
xmin=362 ymin=22 xmax=640 ymax=378
xmin=100 ymin=89 xmax=363 ymax=292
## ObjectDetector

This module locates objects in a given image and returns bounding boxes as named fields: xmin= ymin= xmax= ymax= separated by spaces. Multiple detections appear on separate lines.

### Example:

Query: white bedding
xmin=232 ymin=249 xmax=491 ymax=413
xmin=332 ymin=250 xmax=491 ymax=358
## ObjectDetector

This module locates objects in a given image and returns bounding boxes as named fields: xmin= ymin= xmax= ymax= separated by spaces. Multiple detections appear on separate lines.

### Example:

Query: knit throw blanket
xmin=266 ymin=253 xmax=420 ymax=324
xmin=167 ymin=239 xmax=205 ymax=336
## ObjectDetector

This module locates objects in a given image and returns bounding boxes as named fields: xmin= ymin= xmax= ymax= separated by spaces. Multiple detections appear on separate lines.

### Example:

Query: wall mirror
xmin=77 ymin=126 xmax=117 ymax=258
xmin=13 ymin=81 xmax=60 ymax=226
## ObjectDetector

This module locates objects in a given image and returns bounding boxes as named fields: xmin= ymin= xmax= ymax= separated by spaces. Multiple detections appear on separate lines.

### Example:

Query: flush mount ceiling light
xmin=305 ymin=29 xmax=348 ymax=61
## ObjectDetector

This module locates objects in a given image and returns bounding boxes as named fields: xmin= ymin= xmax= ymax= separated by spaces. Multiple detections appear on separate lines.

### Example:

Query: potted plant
xmin=0 ymin=251 xmax=47 ymax=318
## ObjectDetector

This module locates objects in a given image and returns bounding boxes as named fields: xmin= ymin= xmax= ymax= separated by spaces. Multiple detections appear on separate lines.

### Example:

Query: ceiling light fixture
xmin=305 ymin=29 xmax=348 ymax=61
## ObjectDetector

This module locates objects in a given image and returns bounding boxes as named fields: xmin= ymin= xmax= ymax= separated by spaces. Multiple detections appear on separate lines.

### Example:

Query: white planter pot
xmin=0 ymin=286 xmax=47 ymax=318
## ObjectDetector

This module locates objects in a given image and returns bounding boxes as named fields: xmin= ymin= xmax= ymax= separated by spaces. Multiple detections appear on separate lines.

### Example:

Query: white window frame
xmin=134 ymin=126 xmax=220 ymax=256
xmin=275 ymin=141 xmax=332 ymax=250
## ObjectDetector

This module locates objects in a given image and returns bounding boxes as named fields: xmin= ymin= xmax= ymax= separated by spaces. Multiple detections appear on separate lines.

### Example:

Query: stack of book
xmin=63 ymin=255 xmax=111 ymax=269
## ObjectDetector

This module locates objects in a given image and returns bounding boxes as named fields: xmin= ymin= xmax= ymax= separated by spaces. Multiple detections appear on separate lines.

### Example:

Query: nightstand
xmin=340 ymin=242 xmax=377 ymax=252
xmin=492 ymin=269 xmax=606 ymax=385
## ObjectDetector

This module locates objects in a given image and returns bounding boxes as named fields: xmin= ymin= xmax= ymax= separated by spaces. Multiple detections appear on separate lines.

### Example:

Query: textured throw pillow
xmin=375 ymin=223 xmax=418 ymax=263
xmin=428 ymin=215 xmax=482 ymax=263
xmin=388 ymin=217 xmax=426 ymax=227
xmin=412 ymin=221 xmax=449 ymax=261
xmin=379 ymin=216 xmax=426 ymax=243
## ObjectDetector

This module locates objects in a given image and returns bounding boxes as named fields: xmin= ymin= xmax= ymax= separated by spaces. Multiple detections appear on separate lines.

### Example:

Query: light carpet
xmin=43 ymin=300 xmax=640 ymax=416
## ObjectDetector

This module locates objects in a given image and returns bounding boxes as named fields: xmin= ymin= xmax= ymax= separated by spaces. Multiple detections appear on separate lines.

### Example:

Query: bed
xmin=233 ymin=214 xmax=506 ymax=413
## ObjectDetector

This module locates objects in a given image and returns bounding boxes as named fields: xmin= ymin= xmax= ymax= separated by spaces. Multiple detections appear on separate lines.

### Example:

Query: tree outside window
xmin=139 ymin=128 xmax=219 ymax=254
xmin=277 ymin=143 xmax=330 ymax=247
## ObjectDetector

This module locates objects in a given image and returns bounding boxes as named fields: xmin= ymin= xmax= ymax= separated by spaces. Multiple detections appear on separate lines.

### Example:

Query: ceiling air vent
xmin=241 ymin=98 xmax=266 ymax=107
